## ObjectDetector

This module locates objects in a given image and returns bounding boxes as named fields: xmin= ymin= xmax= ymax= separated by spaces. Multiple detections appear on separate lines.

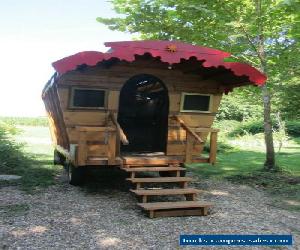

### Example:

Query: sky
xmin=0 ymin=0 xmax=132 ymax=117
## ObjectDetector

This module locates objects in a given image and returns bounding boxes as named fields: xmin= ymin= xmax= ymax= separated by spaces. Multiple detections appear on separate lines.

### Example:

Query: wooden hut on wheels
xmin=42 ymin=40 xmax=266 ymax=218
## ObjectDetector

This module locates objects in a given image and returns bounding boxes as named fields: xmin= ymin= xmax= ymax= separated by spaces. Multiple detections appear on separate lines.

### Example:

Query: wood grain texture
xmin=63 ymin=111 xmax=108 ymax=126
xmin=48 ymin=58 xmax=223 ymax=165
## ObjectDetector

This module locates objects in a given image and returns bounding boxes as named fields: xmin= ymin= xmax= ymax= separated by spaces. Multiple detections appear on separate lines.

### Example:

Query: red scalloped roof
xmin=52 ymin=40 xmax=267 ymax=85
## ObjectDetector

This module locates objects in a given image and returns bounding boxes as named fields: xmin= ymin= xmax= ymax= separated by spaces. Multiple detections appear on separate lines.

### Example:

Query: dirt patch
xmin=0 ymin=170 xmax=299 ymax=250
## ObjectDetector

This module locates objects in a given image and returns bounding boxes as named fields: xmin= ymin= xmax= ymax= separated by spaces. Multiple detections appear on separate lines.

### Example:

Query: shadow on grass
xmin=0 ymin=125 xmax=60 ymax=192
xmin=0 ymin=152 xmax=61 ymax=192
xmin=188 ymin=149 xmax=300 ymax=211
xmin=293 ymin=137 xmax=300 ymax=145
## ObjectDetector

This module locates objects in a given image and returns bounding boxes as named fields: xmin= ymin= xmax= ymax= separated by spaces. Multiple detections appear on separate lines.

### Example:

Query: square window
xmin=70 ymin=88 xmax=105 ymax=108
xmin=180 ymin=93 xmax=212 ymax=112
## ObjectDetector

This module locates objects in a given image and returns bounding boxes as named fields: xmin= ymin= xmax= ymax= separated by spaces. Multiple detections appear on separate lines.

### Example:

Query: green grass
xmin=0 ymin=116 xmax=48 ymax=127
xmin=188 ymin=135 xmax=300 ymax=211
xmin=1 ymin=118 xmax=299 ymax=211
xmin=0 ymin=204 xmax=30 ymax=218
xmin=0 ymin=124 xmax=60 ymax=192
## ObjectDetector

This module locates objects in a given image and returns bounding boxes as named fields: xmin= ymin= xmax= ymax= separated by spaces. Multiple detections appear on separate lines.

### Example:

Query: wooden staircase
xmin=122 ymin=156 xmax=213 ymax=218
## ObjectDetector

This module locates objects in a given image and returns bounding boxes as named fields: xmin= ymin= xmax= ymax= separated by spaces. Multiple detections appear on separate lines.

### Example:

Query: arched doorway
xmin=118 ymin=74 xmax=169 ymax=154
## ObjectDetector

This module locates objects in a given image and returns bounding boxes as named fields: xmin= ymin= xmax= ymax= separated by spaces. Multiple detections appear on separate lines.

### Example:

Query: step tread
xmin=122 ymin=156 xmax=183 ymax=165
xmin=126 ymin=177 xmax=194 ymax=183
xmin=138 ymin=201 xmax=213 ymax=210
xmin=123 ymin=167 xmax=185 ymax=172
xmin=131 ymin=188 xmax=201 ymax=195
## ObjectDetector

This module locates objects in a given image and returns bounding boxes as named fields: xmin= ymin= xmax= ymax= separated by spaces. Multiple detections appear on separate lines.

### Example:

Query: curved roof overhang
xmin=52 ymin=40 xmax=267 ymax=86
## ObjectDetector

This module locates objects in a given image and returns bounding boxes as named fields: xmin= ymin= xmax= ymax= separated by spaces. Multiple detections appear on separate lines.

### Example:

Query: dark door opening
xmin=118 ymin=74 xmax=169 ymax=154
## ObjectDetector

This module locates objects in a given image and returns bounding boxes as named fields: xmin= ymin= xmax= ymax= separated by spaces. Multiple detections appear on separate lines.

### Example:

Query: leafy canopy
xmin=98 ymin=0 xmax=300 ymax=119
xmin=98 ymin=0 xmax=299 ymax=66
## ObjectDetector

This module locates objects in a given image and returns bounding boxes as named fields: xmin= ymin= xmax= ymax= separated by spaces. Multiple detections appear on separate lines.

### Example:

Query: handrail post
xmin=209 ymin=131 xmax=218 ymax=165
xmin=185 ymin=133 xmax=194 ymax=164
xmin=107 ymin=130 xmax=116 ymax=165
xmin=109 ymin=111 xmax=129 ymax=145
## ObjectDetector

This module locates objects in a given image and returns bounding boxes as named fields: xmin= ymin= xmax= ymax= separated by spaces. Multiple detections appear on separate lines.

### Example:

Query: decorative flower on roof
xmin=165 ymin=44 xmax=177 ymax=52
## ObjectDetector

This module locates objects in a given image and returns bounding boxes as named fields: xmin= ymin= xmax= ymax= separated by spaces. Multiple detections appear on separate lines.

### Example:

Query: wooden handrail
xmin=75 ymin=126 xmax=115 ymax=132
xmin=173 ymin=115 xmax=204 ymax=143
xmin=109 ymin=112 xmax=129 ymax=145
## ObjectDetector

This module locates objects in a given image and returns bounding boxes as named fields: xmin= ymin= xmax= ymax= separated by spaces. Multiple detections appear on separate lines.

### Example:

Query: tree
xmin=97 ymin=0 xmax=299 ymax=171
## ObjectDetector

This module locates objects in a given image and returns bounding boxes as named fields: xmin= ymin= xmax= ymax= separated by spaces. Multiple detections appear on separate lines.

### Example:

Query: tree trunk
xmin=256 ymin=0 xmax=278 ymax=171
xmin=261 ymin=84 xmax=277 ymax=170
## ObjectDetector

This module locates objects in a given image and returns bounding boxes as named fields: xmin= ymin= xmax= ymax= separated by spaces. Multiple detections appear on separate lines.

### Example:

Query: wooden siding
xmin=49 ymin=58 xmax=223 ymax=161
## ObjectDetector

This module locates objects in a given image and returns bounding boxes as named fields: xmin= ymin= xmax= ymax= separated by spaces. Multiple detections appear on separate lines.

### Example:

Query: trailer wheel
xmin=67 ymin=163 xmax=85 ymax=186
xmin=54 ymin=149 xmax=65 ymax=165
xmin=159 ymin=164 xmax=186 ymax=177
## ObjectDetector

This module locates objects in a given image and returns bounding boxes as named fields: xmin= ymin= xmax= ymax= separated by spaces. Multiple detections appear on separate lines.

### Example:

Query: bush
xmin=214 ymin=120 xmax=241 ymax=135
xmin=216 ymin=88 xmax=263 ymax=121
xmin=229 ymin=120 xmax=300 ymax=137
xmin=203 ymin=140 xmax=236 ymax=153
xmin=286 ymin=121 xmax=300 ymax=137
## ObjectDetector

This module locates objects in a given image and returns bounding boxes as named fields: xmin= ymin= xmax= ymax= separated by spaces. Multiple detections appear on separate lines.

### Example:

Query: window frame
xmin=180 ymin=92 xmax=213 ymax=113
xmin=68 ymin=87 xmax=107 ymax=110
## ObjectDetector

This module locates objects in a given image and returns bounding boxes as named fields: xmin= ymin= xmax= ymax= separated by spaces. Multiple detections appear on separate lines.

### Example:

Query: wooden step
xmin=131 ymin=188 xmax=201 ymax=202
xmin=127 ymin=177 xmax=193 ymax=189
xmin=122 ymin=156 xmax=183 ymax=166
xmin=86 ymin=157 xmax=123 ymax=166
xmin=123 ymin=166 xmax=185 ymax=172
xmin=131 ymin=188 xmax=201 ymax=196
xmin=126 ymin=177 xmax=193 ymax=183
xmin=138 ymin=201 xmax=213 ymax=218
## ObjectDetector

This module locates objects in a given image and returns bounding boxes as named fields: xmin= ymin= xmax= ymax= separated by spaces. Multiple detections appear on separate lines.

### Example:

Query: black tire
xmin=54 ymin=149 xmax=65 ymax=165
xmin=67 ymin=163 xmax=85 ymax=186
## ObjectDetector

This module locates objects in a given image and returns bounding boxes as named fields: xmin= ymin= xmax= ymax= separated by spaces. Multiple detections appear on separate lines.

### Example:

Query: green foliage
xmin=217 ymin=88 xmax=264 ymax=121
xmin=98 ymin=0 xmax=298 ymax=53
xmin=203 ymin=140 xmax=236 ymax=154
xmin=214 ymin=120 xmax=241 ymax=134
xmin=0 ymin=124 xmax=27 ymax=171
xmin=273 ymin=80 xmax=300 ymax=120
xmin=0 ymin=116 xmax=48 ymax=127
xmin=98 ymin=0 xmax=299 ymax=68
xmin=229 ymin=119 xmax=300 ymax=137
xmin=0 ymin=124 xmax=59 ymax=192
xmin=285 ymin=120 xmax=300 ymax=137
xmin=98 ymin=0 xmax=300 ymax=120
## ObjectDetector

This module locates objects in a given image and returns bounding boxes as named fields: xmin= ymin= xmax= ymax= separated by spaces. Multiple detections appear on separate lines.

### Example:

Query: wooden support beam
xmin=107 ymin=130 xmax=116 ymax=165
xmin=185 ymin=133 xmax=194 ymax=164
xmin=149 ymin=210 xmax=154 ymax=219
xmin=209 ymin=132 xmax=218 ymax=165
xmin=77 ymin=132 xmax=87 ymax=166
xmin=109 ymin=111 xmax=129 ymax=145
xmin=142 ymin=196 xmax=147 ymax=203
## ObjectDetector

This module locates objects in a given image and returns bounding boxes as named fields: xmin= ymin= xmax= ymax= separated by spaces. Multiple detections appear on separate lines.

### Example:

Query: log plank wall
xmin=47 ymin=58 xmax=222 ymax=164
